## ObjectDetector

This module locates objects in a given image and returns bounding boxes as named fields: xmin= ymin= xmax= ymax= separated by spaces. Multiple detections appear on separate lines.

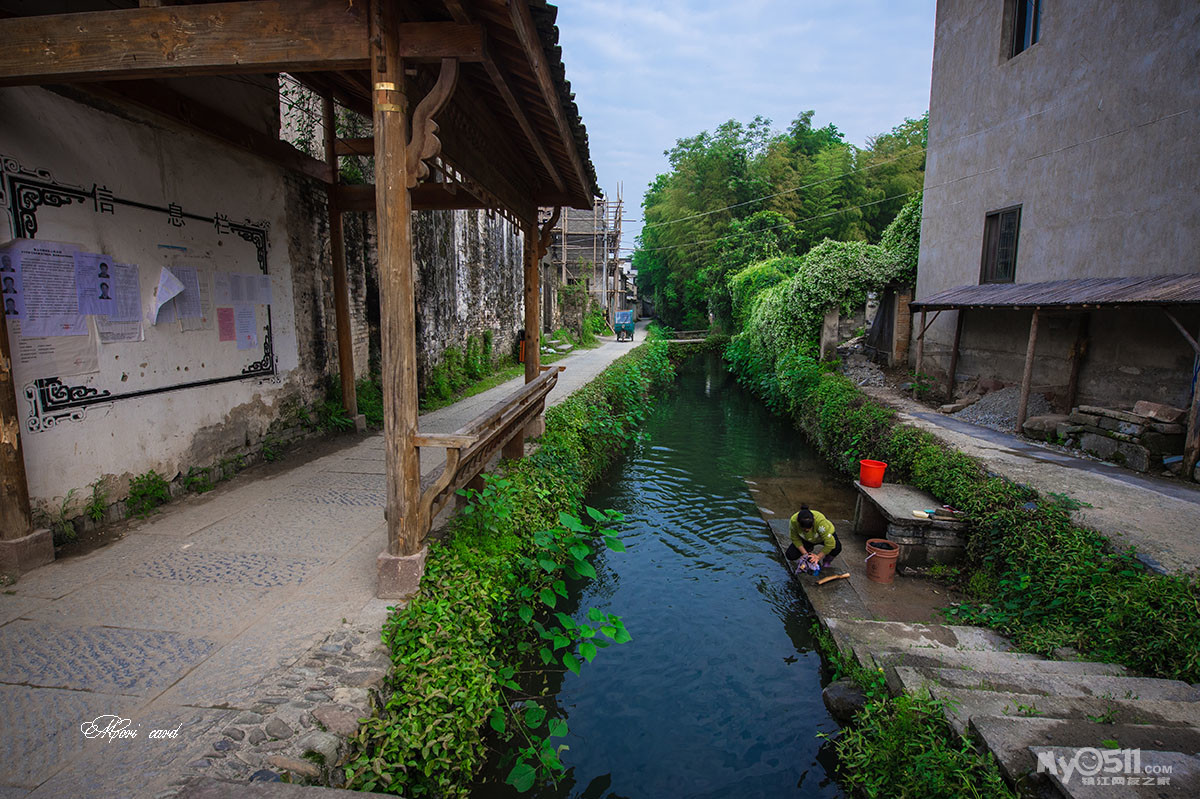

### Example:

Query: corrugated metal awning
xmin=910 ymin=274 xmax=1200 ymax=311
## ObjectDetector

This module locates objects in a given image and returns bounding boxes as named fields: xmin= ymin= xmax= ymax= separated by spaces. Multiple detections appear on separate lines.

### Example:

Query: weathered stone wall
xmin=411 ymin=209 xmax=524 ymax=386
xmin=916 ymin=0 xmax=1200 ymax=408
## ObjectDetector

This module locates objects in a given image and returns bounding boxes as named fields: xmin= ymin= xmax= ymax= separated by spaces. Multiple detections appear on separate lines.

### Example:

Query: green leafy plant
xmin=38 ymin=489 xmax=78 ymax=545
xmin=315 ymin=399 xmax=354 ymax=432
xmin=829 ymin=693 xmax=1016 ymax=799
xmin=127 ymin=470 xmax=171 ymax=518
xmin=261 ymin=436 xmax=282 ymax=463
xmin=84 ymin=479 xmax=108 ymax=523
xmin=183 ymin=466 xmax=215 ymax=494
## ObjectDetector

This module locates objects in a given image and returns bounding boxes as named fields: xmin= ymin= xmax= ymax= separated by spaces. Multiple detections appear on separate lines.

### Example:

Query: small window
xmin=1011 ymin=0 xmax=1041 ymax=57
xmin=981 ymin=206 xmax=1021 ymax=284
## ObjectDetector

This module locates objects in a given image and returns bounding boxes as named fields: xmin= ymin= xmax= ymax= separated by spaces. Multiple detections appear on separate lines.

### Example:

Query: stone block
xmin=0 ymin=527 xmax=54 ymax=576
xmin=1080 ymin=424 xmax=1137 ymax=443
xmin=1132 ymin=400 xmax=1186 ymax=423
xmin=1142 ymin=431 xmax=1185 ymax=455
xmin=1077 ymin=404 xmax=1147 ymax=425
xmin=1148 ymin=421 xmax=1185 ymax=434
xmin=1097 ymin=415 xmax=1145 ymax=436
xmin=822 ymin=679 xmax=867 ymax=723
xmin=264 ymin=756 xmax=320 ymax=779
xmin=376 ymin=546 xmax=428 ymax=600
xmin=1079 ymin=432 xmax=1154 ymax=472
xmin=938 ymin=395 xmax=981 ymax=414
xmin=312 ymin=706 xmax=361 ymax=737
xmin=1054 ymin=423 xmax=1084 ymax=440
xmin=1068 ymin=410 xmax=1100 ymax=426
xmin=1021 ymin=414 xmax=1071 ymax=441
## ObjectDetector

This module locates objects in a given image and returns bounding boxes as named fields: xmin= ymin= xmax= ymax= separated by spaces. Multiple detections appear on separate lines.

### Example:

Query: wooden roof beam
xmin=0 ymin=1 xmax=485 ymax=86
xmin=441 ymin=0 xmax=564 ymax=194
xmin=508 ymin=0 xmax=592 ymax=206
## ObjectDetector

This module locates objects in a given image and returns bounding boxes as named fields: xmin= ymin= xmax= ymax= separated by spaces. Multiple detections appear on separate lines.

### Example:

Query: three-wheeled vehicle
xmin=614 ymin=310 xmax=635 ymax=341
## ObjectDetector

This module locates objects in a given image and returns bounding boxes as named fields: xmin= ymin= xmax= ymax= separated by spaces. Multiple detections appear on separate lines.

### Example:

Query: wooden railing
xmin=413 ymin=365 xmax=564 ymax=531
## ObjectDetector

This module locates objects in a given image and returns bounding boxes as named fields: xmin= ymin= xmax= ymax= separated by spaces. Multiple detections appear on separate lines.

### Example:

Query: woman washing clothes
xmin=785 ymin=504 xmax=841 ymax=573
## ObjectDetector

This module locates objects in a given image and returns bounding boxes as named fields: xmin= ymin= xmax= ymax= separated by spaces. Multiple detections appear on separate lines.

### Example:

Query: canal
xmin=476 ymin=354 xmax=859 ymax=798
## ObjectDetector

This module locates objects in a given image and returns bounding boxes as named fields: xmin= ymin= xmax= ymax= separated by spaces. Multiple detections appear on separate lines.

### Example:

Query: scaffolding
xmin=544 ymin=185 xmax=623 ymax=319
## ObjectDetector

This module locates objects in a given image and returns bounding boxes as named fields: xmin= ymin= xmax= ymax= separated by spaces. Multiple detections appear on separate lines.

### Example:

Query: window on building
xmin=1010 ymin=0 xmax=1041 ymax=57
xmin=980 ymin=207 xmax=1021 ymax=284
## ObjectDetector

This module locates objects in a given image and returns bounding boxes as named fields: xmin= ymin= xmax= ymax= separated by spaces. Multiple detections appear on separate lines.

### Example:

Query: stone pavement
xmin=863 ymin=387 xmax=1200 ymax=576
xmin=0 ymin=324 xmax=647 ymax=798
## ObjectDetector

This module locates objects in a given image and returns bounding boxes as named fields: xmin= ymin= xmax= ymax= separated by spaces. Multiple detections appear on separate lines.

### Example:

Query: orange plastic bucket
xmin=865 ymin=538 xmax=899 ymax=584
xmin=859 ymin=459 xmax=888 ymax=488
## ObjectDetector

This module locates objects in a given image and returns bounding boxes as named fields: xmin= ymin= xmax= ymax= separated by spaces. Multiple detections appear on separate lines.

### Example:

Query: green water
xmin=476 ymin=354 xmax=859 ymax=798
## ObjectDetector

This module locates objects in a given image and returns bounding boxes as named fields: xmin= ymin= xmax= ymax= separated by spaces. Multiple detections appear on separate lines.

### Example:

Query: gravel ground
xmin=839 ymin=353 xmax=886 ymax=387
xmin=953 ymin=386 xmax=1053 ymax=432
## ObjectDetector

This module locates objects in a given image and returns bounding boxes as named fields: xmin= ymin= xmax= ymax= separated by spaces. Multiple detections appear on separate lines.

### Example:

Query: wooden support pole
xmin=1064 ymin=312 xmax=1090 ymax=413
xmin=523 ymin=217 xmax=542 ymax=384
xmin=1016 ymin=309 xmax=1040 ymax=434
xmin=946 ymin=310 xmax=964 ymax=400
xmin=371 ymin=0 xmax=421 ymax=557
xmin=0 ymin=309 xmax=34 ymax=541
xmin=914 ymin=310 xmax=926 ymax=398
xmin=1184 ymin=323 xmax=1200 ymax=478
xmin=323 ymin=95 xmax=359 ymax=425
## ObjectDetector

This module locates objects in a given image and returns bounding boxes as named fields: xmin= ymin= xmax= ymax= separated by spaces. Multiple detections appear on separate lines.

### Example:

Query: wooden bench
xmin=852 ymin=481 xmax=968 ymax=568
xmin=413 ymin=365 xmax=564 ymax=532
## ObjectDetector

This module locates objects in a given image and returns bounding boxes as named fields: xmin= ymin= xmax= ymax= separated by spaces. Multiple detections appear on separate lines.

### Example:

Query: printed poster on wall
xmin=95 ymin=263 xmax=144 ymax=343
xmin=8 ymin=318 xmax=100 ymax=378
xmin=74 ymin=252 xmax=117 ymax=316
xmin=11 ymin=240 xmax=87 ymax=336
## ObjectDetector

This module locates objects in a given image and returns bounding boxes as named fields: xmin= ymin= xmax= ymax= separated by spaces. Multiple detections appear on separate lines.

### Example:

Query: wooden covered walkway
xmin=0 ymin=0 xmax=599 ymax=597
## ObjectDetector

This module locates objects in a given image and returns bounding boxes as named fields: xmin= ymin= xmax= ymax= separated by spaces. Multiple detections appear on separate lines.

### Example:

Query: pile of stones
xmin=1023 ymin=400 xmax=1189 ymax=476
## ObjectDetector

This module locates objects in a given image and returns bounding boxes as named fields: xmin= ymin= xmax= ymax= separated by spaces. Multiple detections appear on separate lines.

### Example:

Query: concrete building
xmin=913 ymin=0 xmax=1200 ymax=420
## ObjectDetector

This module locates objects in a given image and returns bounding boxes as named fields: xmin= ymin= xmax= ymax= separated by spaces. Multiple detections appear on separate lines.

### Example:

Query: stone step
xmin=882 ymin=654 xmax=1131 ymax=694
xmin=968 ymin=714 xmax=1200 ymax=797
xmin=825 ymin=617 xmax=1016 ymax=656
xmin=897 ymin=673 xmax=1200 ymax=737
xmin=180 ymin=777 xmax=395 ymax=797
xmin=903 ymin=666 xmax=1200 ymax=703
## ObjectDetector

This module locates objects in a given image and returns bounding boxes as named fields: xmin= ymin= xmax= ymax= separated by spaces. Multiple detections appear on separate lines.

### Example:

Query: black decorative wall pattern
xmin=1 ymin=155 xmax=277 ymax=433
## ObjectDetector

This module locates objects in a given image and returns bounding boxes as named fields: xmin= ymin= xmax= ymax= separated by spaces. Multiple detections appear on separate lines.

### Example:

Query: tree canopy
xmin=634 ymin=111 xmax=927 ymax=329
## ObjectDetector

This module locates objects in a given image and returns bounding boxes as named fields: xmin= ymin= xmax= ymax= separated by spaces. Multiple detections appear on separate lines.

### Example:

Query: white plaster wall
xmin=1 ymin=85 xmax=308 ymax=505
xmin=916 ymin=0 xmax=1200 ymax=403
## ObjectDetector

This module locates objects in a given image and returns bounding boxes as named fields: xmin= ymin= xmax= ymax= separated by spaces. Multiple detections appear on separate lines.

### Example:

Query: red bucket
xmin=859 ymin=459 xmax=887 ymax=488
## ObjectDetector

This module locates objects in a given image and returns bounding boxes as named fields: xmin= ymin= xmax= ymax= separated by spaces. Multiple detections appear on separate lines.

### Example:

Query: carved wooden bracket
xmin=537 ymin=206 xmax=561 ymax=260
xmin=407 ymin=57 xmax=459 ymax=189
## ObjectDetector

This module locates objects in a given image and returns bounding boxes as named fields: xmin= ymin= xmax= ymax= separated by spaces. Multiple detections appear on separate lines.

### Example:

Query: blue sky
xmin=553 ymin=0 xmax=937 ymax=249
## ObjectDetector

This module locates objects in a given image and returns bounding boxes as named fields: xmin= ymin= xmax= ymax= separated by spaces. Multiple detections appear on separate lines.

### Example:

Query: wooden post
xmin=370 ymin=0 xmax=421 ymax=560
xmin=323 ymin=94 xmax=360 ymax=427
xmin=1064 ymin=312 xmax=1090 ymax=412
xmin=946 ymin=309 xmax=964 ymax=400
xmin=523 ymin=216 xmax=541 ymax=384
xmin=0 ymin=309 xmax=53 ymax=575
xmin=1183 ymin=322 xmax=1200 ymax=479
xmin=0 ymin=309 xmax=33 ymax=539
xmin=913 ymin=309 xmax=926 ymax=398
xmin=1016 ymin=308 xmax=1040 ymax=434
